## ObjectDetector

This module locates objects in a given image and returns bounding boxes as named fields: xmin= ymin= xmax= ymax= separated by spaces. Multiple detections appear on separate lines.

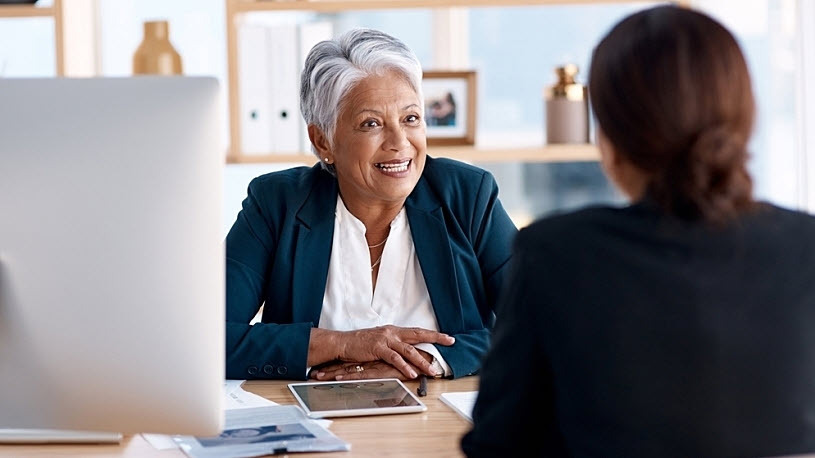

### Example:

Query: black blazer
xmin=462 ymin=200 xmax=815 ymax=457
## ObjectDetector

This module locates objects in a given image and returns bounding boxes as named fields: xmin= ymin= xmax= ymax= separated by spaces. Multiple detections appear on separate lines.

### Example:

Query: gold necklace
xmin=367 ymin=236 xmax=388 ymax=249
xmin=371 ymin=253 xmax=383 ymax=272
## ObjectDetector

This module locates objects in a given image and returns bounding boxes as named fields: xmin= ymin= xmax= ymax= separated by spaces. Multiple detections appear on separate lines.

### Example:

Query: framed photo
xmin=422 ymin=71 xmax=476 ymax=146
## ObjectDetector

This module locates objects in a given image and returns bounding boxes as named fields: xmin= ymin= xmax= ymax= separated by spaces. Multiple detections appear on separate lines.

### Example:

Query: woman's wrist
xmin=307 ymin=328 xmax=342 ymax=367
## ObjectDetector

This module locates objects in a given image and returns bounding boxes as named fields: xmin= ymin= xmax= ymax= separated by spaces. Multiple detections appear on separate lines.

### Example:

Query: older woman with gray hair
xmin=225 ymin=28 xmax=516 ymax=381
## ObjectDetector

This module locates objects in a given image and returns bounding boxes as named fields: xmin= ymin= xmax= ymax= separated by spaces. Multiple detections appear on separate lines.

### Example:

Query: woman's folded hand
xmin=308 ymin=325 xmax=453 ymax=379
xmin=309 ymin=360 xmax=413 ymax=381
xmin=311 ymin=348 xmax=438 ymax=381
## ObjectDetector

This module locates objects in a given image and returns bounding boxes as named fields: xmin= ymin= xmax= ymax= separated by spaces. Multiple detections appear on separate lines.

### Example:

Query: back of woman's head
xmin=589 ymin=6 xmax=755 ymax=223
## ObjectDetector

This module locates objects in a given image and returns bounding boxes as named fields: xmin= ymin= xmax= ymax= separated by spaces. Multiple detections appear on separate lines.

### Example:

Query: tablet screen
xmin=288 ymin=378 xmax=426 ymax=418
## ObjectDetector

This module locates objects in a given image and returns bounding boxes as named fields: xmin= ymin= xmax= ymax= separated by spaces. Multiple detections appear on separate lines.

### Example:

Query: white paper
xmin=224 ymin=379 xmax=245 ymax=394
xmin=440 ymin=391 xmax=478 ymax=423
xmin=313 ymin=419 xmax=333 ymax=429
xmin=173 ymin=406 xmax=349 ymax=458
xmin=223 ymin=380 xmax=279 ymax=410
xmin=142 ymin=433 xmax=180 ymax=450
xmin=225 ymin=381 xmax=332 ymax=428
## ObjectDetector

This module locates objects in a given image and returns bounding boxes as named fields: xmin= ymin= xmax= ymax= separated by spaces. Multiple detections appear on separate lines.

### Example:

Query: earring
xmin=323 ymin=157 xmax=332 ymax=164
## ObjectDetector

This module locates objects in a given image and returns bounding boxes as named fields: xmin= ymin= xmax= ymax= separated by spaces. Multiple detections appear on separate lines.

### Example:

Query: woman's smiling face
xmin=329 ymin=70 xmax=427 ymax=208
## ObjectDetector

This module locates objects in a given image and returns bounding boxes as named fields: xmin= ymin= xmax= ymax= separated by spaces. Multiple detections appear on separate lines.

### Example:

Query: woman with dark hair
xmin=462 ymin=6 xmax=815 ymax=457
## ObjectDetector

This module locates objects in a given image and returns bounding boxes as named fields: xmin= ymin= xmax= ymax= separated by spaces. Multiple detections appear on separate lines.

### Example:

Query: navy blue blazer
xmin=225 ymin=157 xmax=517 ymax=380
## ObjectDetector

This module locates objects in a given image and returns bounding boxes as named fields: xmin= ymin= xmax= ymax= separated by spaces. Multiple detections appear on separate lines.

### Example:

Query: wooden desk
xmin=0 ymin=377 xmax=478 ymax=457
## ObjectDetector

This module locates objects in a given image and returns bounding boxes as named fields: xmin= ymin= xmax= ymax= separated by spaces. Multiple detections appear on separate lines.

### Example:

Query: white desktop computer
xmin=0 ymin=77 xmax=225 ymax=441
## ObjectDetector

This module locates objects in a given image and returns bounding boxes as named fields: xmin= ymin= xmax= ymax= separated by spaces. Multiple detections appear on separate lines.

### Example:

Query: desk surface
xmin=0 ymin=376 xmax=478 ymax=457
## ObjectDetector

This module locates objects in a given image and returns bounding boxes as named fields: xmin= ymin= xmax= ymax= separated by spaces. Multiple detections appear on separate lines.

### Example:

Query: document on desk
xmin=173 ymin=405 xmax=350 ymax=458
xmin=224 ymin=380 xmax=279 ymax=409
xmin=440 ymin=391 xmax=478 ymax=423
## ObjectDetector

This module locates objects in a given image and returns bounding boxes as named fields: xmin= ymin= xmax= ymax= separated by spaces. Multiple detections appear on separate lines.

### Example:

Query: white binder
xmin=297 ymin=21 xmax=333 ymax=155
xmin=267 ymin=23 xmax=301 ymax=154
xmin=237 ymin=24 xmax=273 ymax=155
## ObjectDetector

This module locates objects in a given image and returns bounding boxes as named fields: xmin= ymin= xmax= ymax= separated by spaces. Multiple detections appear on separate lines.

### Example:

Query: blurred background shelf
xmin=231 ymin=0 xmax=687 ymax=13
xmin=0 ymin=0 xmax=63 ymax=75
xmin=0 ymin=4 xmax=54 ymax=17
xmin=226 ymin=144 xmax=600 ymax=164
xmin=224 ymin=0 xmax=669 ymax=164
xmin=2 ymin=0 xmax=808 ymax=227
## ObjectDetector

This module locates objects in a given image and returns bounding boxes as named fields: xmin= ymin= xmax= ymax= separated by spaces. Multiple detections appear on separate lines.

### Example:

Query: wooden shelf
xmin=226 ymin=144 xmax=599 ymax=164
xmin=224 ymin=0 xmax=666 ymax=165
xmin=232 ymin=0 xmax=668 ymax=13
xmin=432 ymin=143 xmax=599 ymax=162
xmin=0 ymin=4 xmax=54 ymax=18
xmin=0 ymin=1 xmax=63 ymax=75
xmin=228 ymin=153 xmax=316 ymax=164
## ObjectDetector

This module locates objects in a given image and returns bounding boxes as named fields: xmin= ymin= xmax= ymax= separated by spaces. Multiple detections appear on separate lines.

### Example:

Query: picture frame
xmin=422 ymin=70 xmax=477 ymax=146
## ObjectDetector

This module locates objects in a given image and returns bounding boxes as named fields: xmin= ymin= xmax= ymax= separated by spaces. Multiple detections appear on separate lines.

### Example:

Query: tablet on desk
xmin=288 ymin=378 xmax=427 ymax=418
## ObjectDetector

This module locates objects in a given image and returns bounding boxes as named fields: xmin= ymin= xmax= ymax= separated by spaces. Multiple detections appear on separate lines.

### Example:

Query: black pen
xmin=417 ymin=374 xmax=428 ymax=397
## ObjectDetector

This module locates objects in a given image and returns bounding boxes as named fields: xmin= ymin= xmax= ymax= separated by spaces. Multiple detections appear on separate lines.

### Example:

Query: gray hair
xmin=300 ymin=28 xmax=424 ymax=173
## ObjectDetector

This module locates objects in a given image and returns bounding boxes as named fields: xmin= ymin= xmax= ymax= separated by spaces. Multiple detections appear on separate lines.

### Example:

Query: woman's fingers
xmin=316 ymin=361 xmax=416 ymax=381
xmin=397 ymin=327 xmax=456 ymax=346
xmin=338 ymin=326 xmax=455 ymax=360
xmin=310 ymin=364 xmax=342 ymax=379
xmin=313 ymin=363 xmax=366 ymax=381
xmin=379 ymin=347 xmax=419 ymax=379
xmin=338 ymin=367 xmax=402 ymax=381
xmin=385 ymin=341 xmax=438 ymax=377
xmin=330 ymin=326 xmax=455 ymax=379
xmin=335 ymin=364 xmax=390 ymax=381
xmin=312 ymin=364 xmax=362 ymax=381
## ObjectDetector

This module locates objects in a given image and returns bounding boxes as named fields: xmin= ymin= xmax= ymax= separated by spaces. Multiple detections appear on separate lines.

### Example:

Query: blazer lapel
xmin=291 ymin=171 xmax=337 ymax=326
xmin=406 ymin=178 xmax=465 ymax=334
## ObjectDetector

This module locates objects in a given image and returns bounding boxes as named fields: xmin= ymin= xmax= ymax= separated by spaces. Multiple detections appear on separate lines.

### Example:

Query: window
xmin=695 ymin=0 xmax=802 ymax=209
xmin=465 ymin=3 xmax=664 ymax=223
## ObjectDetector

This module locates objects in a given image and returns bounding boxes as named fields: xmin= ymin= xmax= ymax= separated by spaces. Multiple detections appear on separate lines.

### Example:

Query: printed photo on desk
xmin=422 ymin=70 xmax=477 ymax=146
xmin=173 ymin=406 xmax=349 ymax=457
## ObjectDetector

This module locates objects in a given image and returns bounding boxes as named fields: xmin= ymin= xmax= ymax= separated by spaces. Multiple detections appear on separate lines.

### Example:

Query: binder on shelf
xmin=238 ymin=24 xmax=274 ymax=155
xmin=297 ymin=21 xmax=333 ymax=155
xmin=267 ymin=23 xmax=301 ymax=154
xmin=237 ymin=20 xmax=332 ymax=157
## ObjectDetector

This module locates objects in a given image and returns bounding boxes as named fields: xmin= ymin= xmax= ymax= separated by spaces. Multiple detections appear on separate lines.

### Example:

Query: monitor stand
xmin=0 ymin=429 xmax=123 ymax=444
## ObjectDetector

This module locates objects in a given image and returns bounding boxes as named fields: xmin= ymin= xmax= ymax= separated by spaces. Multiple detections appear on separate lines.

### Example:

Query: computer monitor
xmin=0 ymin=77 xmax=224 ymax=436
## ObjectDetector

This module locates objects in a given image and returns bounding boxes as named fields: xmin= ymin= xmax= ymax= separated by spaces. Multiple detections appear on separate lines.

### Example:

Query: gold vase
xmin=133 ymin=21 xmax=183 ymax=76
xmin=544 ymin=64 xmax=589 ymax=144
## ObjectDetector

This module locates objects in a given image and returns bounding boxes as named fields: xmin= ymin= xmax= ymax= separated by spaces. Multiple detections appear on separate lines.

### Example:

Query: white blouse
xmin=318 ymin=196 xmax=452 ymax=376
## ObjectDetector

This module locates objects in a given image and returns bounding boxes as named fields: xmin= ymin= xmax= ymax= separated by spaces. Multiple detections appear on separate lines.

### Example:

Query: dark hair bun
xmin=589 ymin=6 xmax=756 ymax=223
xmin=652 ymin=126 xmax=752 ymax=222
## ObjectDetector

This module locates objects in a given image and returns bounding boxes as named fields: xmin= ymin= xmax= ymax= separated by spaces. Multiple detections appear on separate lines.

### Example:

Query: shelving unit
xmin=229 ymin=143 xmax=600 ymax=164
xmin=224 ymin=0 xmax=685 ymax=164
xmin=0 ymin=0 xmax=64 ymax=76
xmin=231 ymin=0 xmax=671 ymax=13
